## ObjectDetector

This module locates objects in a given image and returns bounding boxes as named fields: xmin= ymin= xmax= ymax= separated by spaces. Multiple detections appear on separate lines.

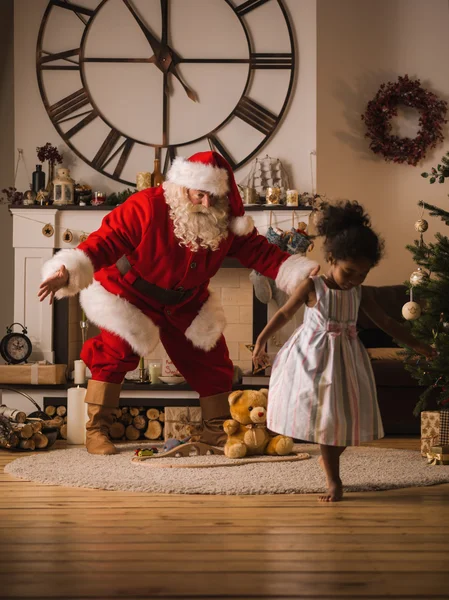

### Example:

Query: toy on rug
xmin=134 ymin=447 xmax=159 ymax=457
xmin=223 ymin=389 xmax=294 ymax=459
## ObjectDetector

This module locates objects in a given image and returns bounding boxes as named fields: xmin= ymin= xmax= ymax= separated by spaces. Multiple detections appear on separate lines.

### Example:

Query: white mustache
xmin=188 ymin=204 xmax=210 ymax=214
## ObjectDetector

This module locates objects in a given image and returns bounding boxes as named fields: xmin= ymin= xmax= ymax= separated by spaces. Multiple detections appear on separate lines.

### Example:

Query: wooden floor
xmin=1 ymin=437 xmax=449 ymax=599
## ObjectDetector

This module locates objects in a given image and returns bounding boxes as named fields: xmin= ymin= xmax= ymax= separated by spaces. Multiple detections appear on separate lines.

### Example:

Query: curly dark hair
xmin=316 ymin=200 xmax=385 ymax=266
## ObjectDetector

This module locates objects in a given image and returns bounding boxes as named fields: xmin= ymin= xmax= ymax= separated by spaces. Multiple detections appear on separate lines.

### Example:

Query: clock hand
xmin=122 ymin=0 xmax=163 ymax=60
xmin=161 ymin=51 xmax=198 ymax=102
xmin=161 ymin=0 xmax=168 ymax=46
xmin=122 ymin=0 xmax=197 ymax=102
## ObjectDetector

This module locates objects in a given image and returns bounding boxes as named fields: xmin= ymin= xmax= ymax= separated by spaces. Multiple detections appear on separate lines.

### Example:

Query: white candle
xmin=149 ymin=362 xmax=162 ymax=384
xmin=67 ymin=386 xmax=87 ymax=445
xmin=74 ymin=359 xmax=86 ymax=384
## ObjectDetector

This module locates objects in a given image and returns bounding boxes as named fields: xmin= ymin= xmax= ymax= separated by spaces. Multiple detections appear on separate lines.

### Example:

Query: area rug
xmin=4 ymin=443 xmax=449 ymax=495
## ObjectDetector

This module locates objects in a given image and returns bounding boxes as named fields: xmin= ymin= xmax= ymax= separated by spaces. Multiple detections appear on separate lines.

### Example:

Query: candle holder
xmin=80 ymin=310 xmax=89 ymax=346
xmin=137 ymin=357 xmax=148 ymax=384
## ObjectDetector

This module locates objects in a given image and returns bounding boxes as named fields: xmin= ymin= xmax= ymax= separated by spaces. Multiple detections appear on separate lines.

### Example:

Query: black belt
xmin=116 ymin=256 xmax=193 ymax=305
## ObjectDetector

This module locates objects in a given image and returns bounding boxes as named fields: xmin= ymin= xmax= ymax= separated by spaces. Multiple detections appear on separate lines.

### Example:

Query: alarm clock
xmin=0 ymin=323 xmax=33 ymax=365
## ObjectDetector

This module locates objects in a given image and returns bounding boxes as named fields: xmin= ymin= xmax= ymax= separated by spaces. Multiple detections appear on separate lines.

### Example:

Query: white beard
xmin=163 ymin=182 xmax=230 ymax=252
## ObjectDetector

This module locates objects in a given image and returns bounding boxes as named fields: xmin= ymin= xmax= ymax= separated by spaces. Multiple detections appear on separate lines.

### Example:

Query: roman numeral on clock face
xmin=235 ymin=0 xmax=271 ymax=17
xmin=92 ymin=130 xmax=134 ymax=178
xmin=51 ymin=0 xmax=95 ymax=17
xmin=48 ymin=89 xmax=90 ymax=124
xmin=39 ymin=48 xmax=80 ymax=70
xmin=250 ymin=53 xmax=293 ymax=69
xmin=207 ymin=135 xmax=236 ymax=170
xmin=234 ymin=97 xmax=277 ymax=136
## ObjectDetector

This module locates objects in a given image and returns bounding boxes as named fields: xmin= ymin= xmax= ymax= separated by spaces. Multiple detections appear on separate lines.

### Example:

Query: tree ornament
xmin=362 ymin=75 xmax=447 ymax=166
xmin=410 ymin=267 xmax=429 ymax=286
xmin=414 ymin=218 xmax=429 ymax=232
xmin=402 ymin=301 xmax=422 ymax=320
xmin=62 ymin=229 xmax=73 ymax=243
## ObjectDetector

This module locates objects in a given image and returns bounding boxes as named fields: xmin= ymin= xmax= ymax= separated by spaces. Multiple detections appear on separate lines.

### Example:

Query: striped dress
xmin=267 ymin=276 xmax=384 ymax=446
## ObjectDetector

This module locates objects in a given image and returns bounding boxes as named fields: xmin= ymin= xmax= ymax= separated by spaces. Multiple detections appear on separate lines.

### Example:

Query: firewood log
xmin=0 ymin=406 xmax=27 ymax=423
xmin=144 ymin=420 xmax=162 ymax=440
xmin=133 ymin=415 xmax=147 ymax=430
xmin=52 ymin=416 xmax=64 ymax=428
xmin=120 ymin=413 xmax=133 ymax=426
xmin=8 ymin=433 xmax=20 ymax=449
xmin=121 ymin=406 xmax=129 ymax=414
xmin=45 ymin=405 xmax=56 ymax=417
xmin=56 ymin=406 xmax=67 ymax=417
xmin=109 ymin=422 xmax=125 ymax=439
xmin=30 ymin=420 xmax=43 ymax=433
xmin=19 ymin=438 xmax=35 ymax=451
xmin=146 ymin=408 xmax=160 ymax=421
xmin=32 ymin=433 xmax=49 ymax=449
xmin=41 ymin=418 xmax=62 ymax=429
xmin=12 ymin=423 xmax=34 ymax=439
xmin=129 ymin=407 xmax=140 ymax=417
xmin=159 ymin=411 xmax=165 ymax=423
xmin=60 ymin=424 xmax=67 ymax=440
xmin=112 ymin=408 xmax=122 ymax=419
xmin=125 ymin=425 xmax=140 ymax=441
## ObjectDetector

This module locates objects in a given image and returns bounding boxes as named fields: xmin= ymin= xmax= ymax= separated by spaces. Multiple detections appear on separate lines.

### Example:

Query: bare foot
xmin=318 ymin=456 xmax=344 ymax=502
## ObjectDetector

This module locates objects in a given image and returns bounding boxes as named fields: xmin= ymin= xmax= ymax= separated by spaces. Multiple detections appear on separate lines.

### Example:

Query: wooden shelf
xmin=15 ymin=204 xmax=312 ymax=212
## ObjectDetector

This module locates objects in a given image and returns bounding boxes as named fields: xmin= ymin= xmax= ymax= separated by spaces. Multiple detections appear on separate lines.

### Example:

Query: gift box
xmin=427 ymin=445 xmax=449 ymax=465
xmin=0 ymin=364 xmax=67 ymax=385
xmin=420 ymin=410 xmax=449 ymax=456
xmin=164 ymin=406 xmax=202 ymax=441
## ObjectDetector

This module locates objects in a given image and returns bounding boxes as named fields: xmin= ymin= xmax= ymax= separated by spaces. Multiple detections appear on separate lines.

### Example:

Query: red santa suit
xmin=42 ymin=152 xmax=317 ymax=397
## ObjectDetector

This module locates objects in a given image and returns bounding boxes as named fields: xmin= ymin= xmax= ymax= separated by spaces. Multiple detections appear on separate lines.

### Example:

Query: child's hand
xmin=413 ymin=342 xmax=438 ymax=359
xmin=252 ymin=341 xmax=270 ymax=371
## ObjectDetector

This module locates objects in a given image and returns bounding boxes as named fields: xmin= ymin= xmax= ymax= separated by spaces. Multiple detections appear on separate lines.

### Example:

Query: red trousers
xmin=80 ymin=323 xmax=234 ymax=398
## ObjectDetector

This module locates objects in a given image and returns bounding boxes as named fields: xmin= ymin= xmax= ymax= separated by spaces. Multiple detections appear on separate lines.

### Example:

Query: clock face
xmin=1 ymin=333 xmax=32 ymax=364
xmin=37 ymin=0 xmax=295 ymax=186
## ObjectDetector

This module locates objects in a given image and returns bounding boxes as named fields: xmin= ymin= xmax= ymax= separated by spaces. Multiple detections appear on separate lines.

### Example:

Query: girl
xmin=253 ymin=201 xmax=435 ymax=502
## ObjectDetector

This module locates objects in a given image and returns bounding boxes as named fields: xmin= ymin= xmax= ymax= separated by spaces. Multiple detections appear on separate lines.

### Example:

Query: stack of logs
xmin=43 ymin=405 xmax=67 ymax=439
xmin=44 ymin=404 xmax=165 ymax=442
xmin=0 ymin=406 xmax=58 ymax=451
xmin=109 ymin=407 xmax=165 ymax=442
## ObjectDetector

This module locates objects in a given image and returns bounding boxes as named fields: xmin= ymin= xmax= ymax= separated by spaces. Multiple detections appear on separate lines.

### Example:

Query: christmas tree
xmin=404 ymin=154 xmax=449 ymax=415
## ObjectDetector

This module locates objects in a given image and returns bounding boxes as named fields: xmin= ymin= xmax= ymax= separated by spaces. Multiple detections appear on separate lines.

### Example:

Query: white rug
xmin=4 ymin=443 xmax=449 ymax=495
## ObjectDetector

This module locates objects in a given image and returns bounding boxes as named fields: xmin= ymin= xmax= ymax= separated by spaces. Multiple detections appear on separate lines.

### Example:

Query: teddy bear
xmin=223 ymin=388 xmax=294 ymax=459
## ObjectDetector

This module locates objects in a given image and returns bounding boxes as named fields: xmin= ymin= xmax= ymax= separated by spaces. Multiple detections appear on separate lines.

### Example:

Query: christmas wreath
xmin=362 ymin=75 xmax=447 ymax=166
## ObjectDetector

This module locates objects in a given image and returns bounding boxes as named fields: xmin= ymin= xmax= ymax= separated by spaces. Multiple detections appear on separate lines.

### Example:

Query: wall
xmin=14 ymin=0 xmax=317 ymax=194
xmin=0 ymin=0 xmax=15 ymax=341
xmin=316 ymin=0 xmax=449 ymax=286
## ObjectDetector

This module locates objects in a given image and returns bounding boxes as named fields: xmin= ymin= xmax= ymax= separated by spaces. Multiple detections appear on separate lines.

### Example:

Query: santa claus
xmin=39 ymin=151 xmax=318 ymax=455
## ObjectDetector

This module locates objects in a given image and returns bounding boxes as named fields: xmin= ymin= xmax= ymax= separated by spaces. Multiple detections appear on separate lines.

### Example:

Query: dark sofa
xmin=357 ymin=284 xmax=436 ymax=434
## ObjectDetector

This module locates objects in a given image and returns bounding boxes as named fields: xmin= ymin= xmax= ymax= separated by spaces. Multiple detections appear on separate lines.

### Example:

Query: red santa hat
xmin=166 ymin=151 xmax=254 ymax=236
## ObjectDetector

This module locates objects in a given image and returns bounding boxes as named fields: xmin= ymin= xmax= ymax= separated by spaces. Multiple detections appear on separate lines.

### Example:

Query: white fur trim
xmin=80 ymin=281 xmax=160 ymax=357
xmin=166 ymin=157 xmax=229 ymax=196
xmin=184 ymin=291 xmax=226 ymax=352
xmin=229 ymin=215 xmax=254 ymax=236
xmin=275 ymin=255 xmax=319 ymax=296
xmin=42 ymin=249 xmax=94 ymax=299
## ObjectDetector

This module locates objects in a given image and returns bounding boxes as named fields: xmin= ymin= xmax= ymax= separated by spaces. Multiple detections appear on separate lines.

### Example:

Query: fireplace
xmin=10 ymin=206 xmax=311 ymax=375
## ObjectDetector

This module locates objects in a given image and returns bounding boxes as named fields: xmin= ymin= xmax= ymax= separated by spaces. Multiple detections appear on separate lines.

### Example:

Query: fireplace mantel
xmin=10 ymin=205 xmax=311 ymax=362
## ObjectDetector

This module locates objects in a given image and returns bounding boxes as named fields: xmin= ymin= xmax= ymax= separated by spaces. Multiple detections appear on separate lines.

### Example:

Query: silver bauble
xmin=414 ymin=219 xmax=429 ymax=233
xmin=410 ymin=268 xmax=429 ymax=286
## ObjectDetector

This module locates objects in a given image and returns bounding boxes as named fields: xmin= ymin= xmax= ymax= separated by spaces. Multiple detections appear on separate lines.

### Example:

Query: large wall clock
xmin=36 ymin=0 xmax=296 ymax=186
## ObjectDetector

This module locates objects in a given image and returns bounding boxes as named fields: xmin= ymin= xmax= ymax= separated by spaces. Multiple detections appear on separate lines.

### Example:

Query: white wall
xmin=0 ymin=0 xmax=14 ymax=339
xmin=316 ymin=0 xmax=449 ymax=286
xmin=14 ymin=0 xmax=317 ymax=195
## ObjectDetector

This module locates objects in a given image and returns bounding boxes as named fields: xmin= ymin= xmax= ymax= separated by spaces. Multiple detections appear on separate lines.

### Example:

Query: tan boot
xmin=85 ymin=380 xmax=121 ymax=455
xmin=196 ymin=391 xmax=231 ymax=447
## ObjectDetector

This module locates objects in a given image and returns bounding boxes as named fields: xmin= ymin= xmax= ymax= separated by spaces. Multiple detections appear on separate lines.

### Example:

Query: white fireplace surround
xmin=10 ymin=206 xmax=311 ymax=363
